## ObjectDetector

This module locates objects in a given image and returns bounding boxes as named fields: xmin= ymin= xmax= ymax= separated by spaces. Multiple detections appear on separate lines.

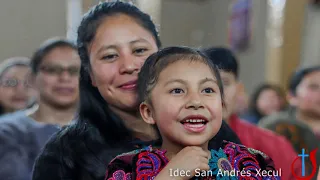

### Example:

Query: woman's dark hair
xmin=250 ymin=83 xmax=286 ymax=119
xmin=0 ymin=57 xmax=31 ymax=115
xmin=30 ymin=37 xmax=77 ymax=74
xmin=137 ymin=46 xmax=225 ymax=144
xmin=76 ymin=1 xmax=161 ymax=144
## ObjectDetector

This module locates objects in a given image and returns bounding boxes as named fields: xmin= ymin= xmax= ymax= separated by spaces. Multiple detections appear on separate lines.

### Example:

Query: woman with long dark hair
xmin=0 ymin=57 xmax=35 ymax=116
xmin=32 ymin=2 xmax=241 ymax=180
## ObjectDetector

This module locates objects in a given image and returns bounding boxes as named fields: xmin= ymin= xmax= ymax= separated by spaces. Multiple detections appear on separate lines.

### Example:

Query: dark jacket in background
xmin=259 ymin=108 xmax=320 ymax=180
xmin=0 ymin=111 xmax=60 ymax=180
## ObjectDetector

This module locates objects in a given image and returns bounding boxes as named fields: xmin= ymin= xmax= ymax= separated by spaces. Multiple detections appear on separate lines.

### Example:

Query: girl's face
xmin=0 ymin=66 xmax=34 ymax=113
xmin=89 ymin=14 xmax=158 ymax=112
xmin=140 ymin=60 xmax=223 ymax=148
xmin=256 ymin=89 xmax=282 ymax=116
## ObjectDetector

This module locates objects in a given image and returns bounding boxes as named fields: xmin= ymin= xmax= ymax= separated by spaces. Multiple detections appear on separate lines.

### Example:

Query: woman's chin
xmin=120 ymin=95 xmax=139 ymax=109
xmin=117 ymin=100 xmax=139 ymax=112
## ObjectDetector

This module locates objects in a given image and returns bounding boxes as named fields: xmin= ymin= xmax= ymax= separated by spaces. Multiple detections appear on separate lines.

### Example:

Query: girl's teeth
xmin=185 ymin=119 xmax=205 ymax=123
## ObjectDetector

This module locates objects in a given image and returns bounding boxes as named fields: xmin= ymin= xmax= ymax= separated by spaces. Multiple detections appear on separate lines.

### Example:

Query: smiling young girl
xmin=105 ymin=46 xmax=279 ymax=180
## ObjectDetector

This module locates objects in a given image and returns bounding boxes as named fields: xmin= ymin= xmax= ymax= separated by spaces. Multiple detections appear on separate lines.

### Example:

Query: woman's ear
xmin=139 ymin=102 xmax=156 ymax=125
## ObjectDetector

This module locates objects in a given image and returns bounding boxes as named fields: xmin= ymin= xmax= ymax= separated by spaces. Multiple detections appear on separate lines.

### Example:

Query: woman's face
xmin=0 ymin=66 xmax=34 ymax=113
xmin=256 ymin=89 xmax=282 ymax=116
xmin=34 ymin=46 xmax=80 ymax=108
xmin=89 ymin=14 xmax=158 ymax=111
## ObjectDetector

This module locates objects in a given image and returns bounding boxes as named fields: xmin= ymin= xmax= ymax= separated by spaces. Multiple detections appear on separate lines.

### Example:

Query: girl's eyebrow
xmin=164 ymin=79 xmax=186 ymax=86
xmin=164 ymin=78 xmax=217 ymax=86
xmin=199 ymin=78 xmax=217 ymax=85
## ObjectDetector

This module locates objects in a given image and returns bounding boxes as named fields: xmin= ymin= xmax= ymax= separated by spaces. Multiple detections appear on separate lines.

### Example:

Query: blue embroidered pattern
xmin=208 ymin=148 xmax=237 ymax=180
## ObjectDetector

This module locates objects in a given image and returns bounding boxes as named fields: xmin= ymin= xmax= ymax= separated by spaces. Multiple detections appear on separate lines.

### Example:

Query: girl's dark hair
xmin=137 ymin=46 xmax=225 ymax=144
xmin=76 ymin=1 xmax=161 ymax=144
xmin=250 ymin=83 xmax=286 ymax=118
xmin=0 ymin=57 xmax=30 ymax=115
xmin=137 ymin=46 xmax=224 ymax=104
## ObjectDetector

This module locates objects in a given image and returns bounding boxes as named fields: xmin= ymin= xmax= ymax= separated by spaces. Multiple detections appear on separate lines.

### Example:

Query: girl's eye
xmin=202 ymin=88 xmax=214 ymax=93
xmin=170 ymin=88 xmax=184 ymax=94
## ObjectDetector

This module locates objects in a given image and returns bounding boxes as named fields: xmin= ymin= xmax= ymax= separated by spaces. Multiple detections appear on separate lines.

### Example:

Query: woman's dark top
xmin=32 ymin=117 xmax=241 ymax=180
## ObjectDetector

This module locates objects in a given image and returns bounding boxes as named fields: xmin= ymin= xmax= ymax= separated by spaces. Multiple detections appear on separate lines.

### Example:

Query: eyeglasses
xmin=39 ymin=65 xmax=80 ymax=76
xmin=0 ymin=79 xmax=31 ymax=88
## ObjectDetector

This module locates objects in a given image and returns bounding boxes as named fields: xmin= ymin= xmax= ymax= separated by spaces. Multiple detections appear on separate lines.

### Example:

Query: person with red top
xmin=203 ymin=47 xmax=302 ymax=180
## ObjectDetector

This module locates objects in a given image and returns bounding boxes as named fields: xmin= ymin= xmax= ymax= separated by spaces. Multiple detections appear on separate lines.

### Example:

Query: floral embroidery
xmin=106 ymin=142 xmax=280 ymax=180
xmin=209 ymin=148 xmax=236 ymax=180
xmin=135 ymin=147 xmax=169 ymax=180
xmin=247 ymin=148 xmax=269 ymax=159
xmin=223 ymin=141 xmax=279 ymax=180
xmin=108 ymin=170 xmax=132 ymax=180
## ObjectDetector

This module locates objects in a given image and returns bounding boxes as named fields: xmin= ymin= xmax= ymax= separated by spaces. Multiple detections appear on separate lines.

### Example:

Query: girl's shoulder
xmin=105 ymin=146 xmax=169 ymax=180
xmin=215 ymin=141 xmax=279 ymax=179
xmin=220 ymin=140 xmax=272 ymax=161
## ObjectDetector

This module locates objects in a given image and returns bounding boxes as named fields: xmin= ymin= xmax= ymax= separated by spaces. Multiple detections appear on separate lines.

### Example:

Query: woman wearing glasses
xmin=0 ymin=57 xmax=35 ymax=116
xmin=0 ymin=37 xmax=80 ymax=180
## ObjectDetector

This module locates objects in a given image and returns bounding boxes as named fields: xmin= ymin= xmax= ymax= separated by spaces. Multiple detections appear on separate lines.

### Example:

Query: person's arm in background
xmin=32 ymin=128 xmax=76 ymax=180
xmin=0 ymin=123 xmax=31 ymax=180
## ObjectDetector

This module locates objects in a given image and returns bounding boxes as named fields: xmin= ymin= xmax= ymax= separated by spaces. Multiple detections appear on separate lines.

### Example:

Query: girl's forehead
xmin=156 ymin=60 xmax=217 ymax=80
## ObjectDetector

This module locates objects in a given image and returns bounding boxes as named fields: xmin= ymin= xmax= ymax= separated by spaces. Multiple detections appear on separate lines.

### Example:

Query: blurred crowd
xmin=0 ymin=1 xmax=319 ymax=180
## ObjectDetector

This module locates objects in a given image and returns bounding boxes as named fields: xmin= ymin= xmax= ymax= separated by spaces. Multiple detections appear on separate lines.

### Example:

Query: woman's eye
xmin=170 ymin=88 xmax=184 ymax=94
xmin=202 ymin=88 xmax=214 ymax=93
xmin=101 ymin=54 xmax=118 ymax=60
xmin=134 ymin=48 xmax=148 ymax=54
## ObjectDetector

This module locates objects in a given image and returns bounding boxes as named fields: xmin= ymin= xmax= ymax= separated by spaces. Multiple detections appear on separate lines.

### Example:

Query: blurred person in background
xmin=203 ymin=47 xmax=302 ymax=180
xmin=233 ymin=83 xmax=249 ymax=116
xmin=0 ymin=37 xmax=80 ymax=180
xmin=242 ymin=83 xmax=287 ymax=124
xmin=259 ymin=66 xmax=320 ymax=176
xmin=0 ymin=57 xmax=36 ymax=116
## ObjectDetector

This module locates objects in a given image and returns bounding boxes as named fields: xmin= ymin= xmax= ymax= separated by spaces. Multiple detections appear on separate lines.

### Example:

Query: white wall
xmin=300 ymin=5 xmax=320 ymax=67
xmin=159 ymin=0 xmax=268 ymax=94
xmin=0 ymin=0 xmax=66 ymax=62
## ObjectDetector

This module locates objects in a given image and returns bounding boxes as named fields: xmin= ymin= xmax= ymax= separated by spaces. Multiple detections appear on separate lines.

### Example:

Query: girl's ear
xmin=139 ymin=101 xmax=156 ymax=125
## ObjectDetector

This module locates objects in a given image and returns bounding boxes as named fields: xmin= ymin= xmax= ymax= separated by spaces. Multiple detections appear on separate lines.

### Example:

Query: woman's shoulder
xmin=33 ymin=121 xmax=111 ymax=179
xmin=35 ymin=123 xmax=90 ymax=162
xmin=47 ymin=120 xmax=102 ymax=144
xmin=107 ymin=146 xmax=169 ymax=168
